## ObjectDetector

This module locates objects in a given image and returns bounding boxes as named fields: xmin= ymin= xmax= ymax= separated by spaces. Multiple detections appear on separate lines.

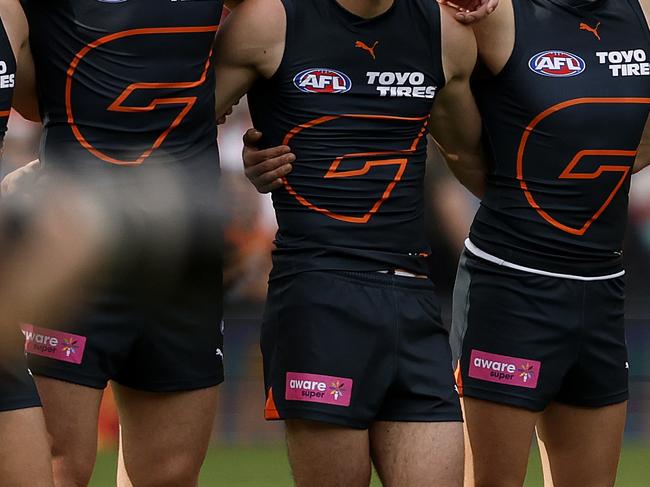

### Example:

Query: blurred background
xmin=3 ymin=101 xmax=650 ymax=486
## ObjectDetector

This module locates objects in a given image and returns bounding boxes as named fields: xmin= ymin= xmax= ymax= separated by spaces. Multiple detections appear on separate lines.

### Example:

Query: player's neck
xmin=335 ymin=0 xmax=394 ymax=19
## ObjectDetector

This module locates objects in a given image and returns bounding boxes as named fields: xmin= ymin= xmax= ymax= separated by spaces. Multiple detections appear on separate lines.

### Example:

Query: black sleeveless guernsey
xmin=471 ymin=0 xmax=650 ymax=277
xmin=22 ymin=0 xmax=222 ymax=180
xmin=0 ymin=18 xmax=15 ymax=158
xmin=248 ymin=0 xmax=446 ymax=279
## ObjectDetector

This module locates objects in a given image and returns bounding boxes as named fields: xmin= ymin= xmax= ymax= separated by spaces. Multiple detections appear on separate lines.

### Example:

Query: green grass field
xmin=90 ymin=444 xmax=650 ymax=486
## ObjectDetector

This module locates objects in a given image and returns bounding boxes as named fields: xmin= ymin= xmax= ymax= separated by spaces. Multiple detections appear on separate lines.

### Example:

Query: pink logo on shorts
xmin=21 ymin=324 xmax=87 ymax=365
xmin=468 ymin=350 xmax=541 ymax=389
xmin=285 ymin=372 xmax=353 ymax=407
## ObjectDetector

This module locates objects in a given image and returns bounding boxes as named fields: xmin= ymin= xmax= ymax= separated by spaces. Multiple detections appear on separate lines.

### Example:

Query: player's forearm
xmin=438 ymin=144 xmax=486 ymax=198
xmin=633 ymin=120 xmax=650 ymax=173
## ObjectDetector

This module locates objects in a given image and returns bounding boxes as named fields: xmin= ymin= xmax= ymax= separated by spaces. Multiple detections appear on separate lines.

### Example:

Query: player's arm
xmin=471 ymin=0 xmax=514 ymax=74
xmin=634 ymin=115 xmax=650 ymax=173
xmin=213 ymin=0 xmax=285 ymax=119
xmin=429 ymin=6 xmax=485 ymax=198
xmin=0 ymin=0 xmax=39 ymax=121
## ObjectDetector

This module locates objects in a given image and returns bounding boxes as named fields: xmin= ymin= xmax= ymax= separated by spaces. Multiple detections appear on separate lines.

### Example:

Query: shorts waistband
xmin=465 ymin=239 xmax=625 ymax=281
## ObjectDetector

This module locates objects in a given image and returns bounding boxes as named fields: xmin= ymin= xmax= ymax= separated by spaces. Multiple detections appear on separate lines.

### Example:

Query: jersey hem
xmin=465 ymin=239 xmax=625 ymax=281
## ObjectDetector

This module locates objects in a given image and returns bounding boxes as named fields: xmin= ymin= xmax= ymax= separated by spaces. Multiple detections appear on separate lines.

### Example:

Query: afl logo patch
xmin=529 ymin=51 xmax=586 ymax=77
xmin=293 ymin=68 xmax=352 ymax=94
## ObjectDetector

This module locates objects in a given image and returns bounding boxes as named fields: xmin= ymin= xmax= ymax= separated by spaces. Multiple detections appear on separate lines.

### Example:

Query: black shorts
xmin=451 ymin=249 xmax=628 ymax=412
xmin=262 ymin=270 xmax=462 ymax=429
xmin=0 ymin=327 xmax=40 ymax=412
xmin=25 ymin=277 xmax=224 ymax=392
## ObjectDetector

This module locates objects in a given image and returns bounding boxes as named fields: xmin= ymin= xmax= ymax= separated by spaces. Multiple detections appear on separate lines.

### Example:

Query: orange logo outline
xmin=281 ymin=114 xmax=429 ymax=224
xmin=517 ymin=97 xmax=650 ymax=236
xmin=65 ymin=26 xmax=218 ymax=166
xmin=579 ymin=22 xmax=601 ymax=41
xmin=355 ymin=41 xmax=379 ymax=60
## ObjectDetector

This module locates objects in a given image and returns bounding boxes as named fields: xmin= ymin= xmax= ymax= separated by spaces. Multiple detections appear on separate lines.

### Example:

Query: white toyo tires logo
xmin=293 ymin=68 xmax=352 ymax=94
xmin=529 ymin=51 xmax=586 ymax=77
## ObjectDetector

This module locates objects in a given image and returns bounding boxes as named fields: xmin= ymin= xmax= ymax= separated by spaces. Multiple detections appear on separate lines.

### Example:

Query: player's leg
xmin=370 ymin=421 xmax=463 ymax=487
xmin=451 ymin=250 xmax=577 ymax=487
xmin=261 ymin=271 xmax=399 ymax=487
xmin=113 ymin=279 xmax=224 ymax=487
xmin=463 ymin=398 xmax=539 ymax=487
xmin=0 ymin=408 xmax=54 ymax=487
xmin=537 ymin=402 xmax=626 ymax=487
xmin=34 ymin=376 xmax=104 ymax=487
xmin=0 ymin=327 xmax=53 ymax=486
xmin=114 ymin=385 xmax=219 ymax=487
xmin=370 ymin=273 xmax=464 ymax=486
xmin=537 ymin=276 xmax=628 ymax=487
xmin=286 ymin=420 xmax=372 ymax=487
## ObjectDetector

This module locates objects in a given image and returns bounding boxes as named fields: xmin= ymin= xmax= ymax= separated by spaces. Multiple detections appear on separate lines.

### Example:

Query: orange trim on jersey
xmin=516 ymin=97 xmax=650 ymax=236
xmin=0 ymin=110 xmax=10 ymax=118
xmin=264 ymin=387 xmax=281 ymax=420
xmin=65 ymin=25 xmax=219 ymax=166
xmin=454 ymin=362 xmax=464 ymax=397
xmin=281 ymin=114 xmax=429 ymax=224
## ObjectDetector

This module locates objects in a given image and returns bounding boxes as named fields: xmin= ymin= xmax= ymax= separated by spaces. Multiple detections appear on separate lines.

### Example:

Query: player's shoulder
xmin=225 ymin=0 xmax=286 ymax=44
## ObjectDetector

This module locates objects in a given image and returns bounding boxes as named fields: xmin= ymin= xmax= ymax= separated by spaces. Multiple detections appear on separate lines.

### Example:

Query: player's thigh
xmin=286 ymin=419 xmax=372 ymax=487
xmin=370 ymin=421 xmax=463 ymax=487
xmin=113 ymin=383 xmax=219 ymax=486
xmin=34 ymin=376 xmax=103 ymax=485
xmin=0 ymin=407 xmax=54 ymax=487
xmin=537 ymin=401 xmax=626 ymax=487
xmin=463 ymin=397 xmax=540 ymax=487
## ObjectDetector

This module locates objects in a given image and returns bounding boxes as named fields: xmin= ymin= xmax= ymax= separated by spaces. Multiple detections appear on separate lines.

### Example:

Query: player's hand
xmin=439 ymin=0 xmax=498 ymax=24
xmin=242 ymin=128 xmax=295 ymax=193
xmin=0 ymin=159 xmax=41 ymax=197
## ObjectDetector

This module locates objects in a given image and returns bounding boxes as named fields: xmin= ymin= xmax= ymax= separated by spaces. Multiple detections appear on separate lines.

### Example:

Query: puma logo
xmin=580 ymin=22 xmax=601 ymax=41
xmin=355 ymin=40 xmax=379 ymax=60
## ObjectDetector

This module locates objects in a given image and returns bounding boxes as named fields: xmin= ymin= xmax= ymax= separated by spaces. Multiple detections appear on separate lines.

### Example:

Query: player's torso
xmin=471 ymin=0 xmax=650 ymax=276
xmin=248 ymin=0 xmax=445 ymax=278
xmin=23 ymin=0 xmax=223 ymax=171
xmin=0 ymin=17 xmax=15 ymax=157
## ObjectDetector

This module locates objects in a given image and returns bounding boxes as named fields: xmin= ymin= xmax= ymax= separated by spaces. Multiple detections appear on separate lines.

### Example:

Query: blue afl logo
xmin=529 ymin=51 xmax=586 ymax=78
xmin=293 ymin=68 xmax=352 ymax=94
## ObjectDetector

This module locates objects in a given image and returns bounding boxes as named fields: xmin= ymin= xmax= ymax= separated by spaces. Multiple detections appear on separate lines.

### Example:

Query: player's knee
xmin=51 ymin=452 xmax=95 ymax=487
xmin=125 ymin=453 xmax=203 ymax=487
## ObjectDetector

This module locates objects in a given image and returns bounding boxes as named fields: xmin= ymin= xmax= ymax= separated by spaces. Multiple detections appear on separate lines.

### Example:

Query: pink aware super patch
xmin=21 ymin=324 xmax=87 ymax=365
xmin=285 ymin=372 xmax=353 ymax=407
xmin=468 ymin=349 xmax=540 ymax=389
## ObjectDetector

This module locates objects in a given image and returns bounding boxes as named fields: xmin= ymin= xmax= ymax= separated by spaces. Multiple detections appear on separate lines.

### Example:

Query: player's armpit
xmin=634 ymin=115 xmax=650 ymax=173
xmin=212 ymin=0 xmax=286 ymax=119
xmin=430 ymin=7 xmax=486 ymax=198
